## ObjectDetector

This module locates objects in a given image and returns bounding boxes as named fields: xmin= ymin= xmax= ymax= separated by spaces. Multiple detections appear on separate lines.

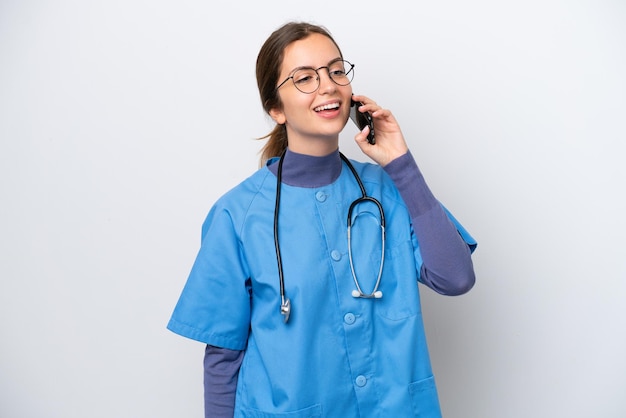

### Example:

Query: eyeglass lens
xmin=291 ymin=60 xmax=354 ymax=94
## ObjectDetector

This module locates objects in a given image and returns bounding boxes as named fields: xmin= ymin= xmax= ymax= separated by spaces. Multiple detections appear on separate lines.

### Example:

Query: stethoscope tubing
xmin=274 ymin=152 xmax=291 ymax=322
xmin=275 ymin=151 xmax=386 ymax=323
xmin=347 ymin=197 xmax=386 ymax=299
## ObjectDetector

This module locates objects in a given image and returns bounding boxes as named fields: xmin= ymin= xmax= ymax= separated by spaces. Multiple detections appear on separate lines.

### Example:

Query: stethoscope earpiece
xmin=351 ymin=289 xmax=384 ymax=299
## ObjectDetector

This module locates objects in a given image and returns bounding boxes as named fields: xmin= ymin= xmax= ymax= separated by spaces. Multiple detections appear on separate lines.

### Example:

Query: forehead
xmin=280 ymin=33 xmax=341 ymax=74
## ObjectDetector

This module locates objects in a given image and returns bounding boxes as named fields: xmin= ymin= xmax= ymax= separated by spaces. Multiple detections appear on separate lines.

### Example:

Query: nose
xmin=317 ymin=69 xmax=337 ymax=94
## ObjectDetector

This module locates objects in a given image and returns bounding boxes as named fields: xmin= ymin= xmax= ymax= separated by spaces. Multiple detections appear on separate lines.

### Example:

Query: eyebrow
xmin=286 ymin=56 xmax=343 ymax=75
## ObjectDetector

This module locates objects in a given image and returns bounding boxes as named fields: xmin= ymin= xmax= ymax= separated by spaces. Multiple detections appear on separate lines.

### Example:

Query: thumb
xmin=354 ymin=125 xmax=371 ymax=147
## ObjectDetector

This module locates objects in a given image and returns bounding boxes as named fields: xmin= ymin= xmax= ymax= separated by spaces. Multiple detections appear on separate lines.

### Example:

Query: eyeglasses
xmin=276 ymin=59 xmax=355 ymax=94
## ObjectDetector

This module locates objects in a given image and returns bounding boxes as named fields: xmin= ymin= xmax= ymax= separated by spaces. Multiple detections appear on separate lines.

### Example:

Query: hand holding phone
xmin=349 ymin=99 xmax=375 ymax=145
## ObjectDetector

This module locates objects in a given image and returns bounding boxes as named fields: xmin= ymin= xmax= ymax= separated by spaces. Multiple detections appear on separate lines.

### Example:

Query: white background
xmin=1 ymin=1 xmax=625 ymax=417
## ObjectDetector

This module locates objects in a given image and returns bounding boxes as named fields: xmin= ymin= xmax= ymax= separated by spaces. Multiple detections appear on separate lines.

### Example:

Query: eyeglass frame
xmin=275 ymin=58 xmax=355 ymax=94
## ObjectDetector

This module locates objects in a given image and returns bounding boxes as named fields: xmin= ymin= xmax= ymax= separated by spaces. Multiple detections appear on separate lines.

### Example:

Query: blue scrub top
xmin=168 ymin=158 xmax=476 ymax=417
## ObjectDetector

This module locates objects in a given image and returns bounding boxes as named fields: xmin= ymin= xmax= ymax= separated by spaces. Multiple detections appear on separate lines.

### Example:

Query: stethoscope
xmin=274 ymin=151 xmax=386 ymax=323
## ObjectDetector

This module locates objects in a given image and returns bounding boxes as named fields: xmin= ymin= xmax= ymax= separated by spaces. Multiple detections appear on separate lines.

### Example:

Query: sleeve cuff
xmin=383 ymin=151 xmax=438 ymax=218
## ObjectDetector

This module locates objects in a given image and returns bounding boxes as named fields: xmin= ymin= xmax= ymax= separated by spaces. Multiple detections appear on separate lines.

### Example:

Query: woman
xmin=168 ymin=21 xmax=477 ymax=417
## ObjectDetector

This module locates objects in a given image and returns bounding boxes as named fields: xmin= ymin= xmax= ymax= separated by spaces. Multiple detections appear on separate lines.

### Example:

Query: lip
xmin=313 ymin=100 xmax=341 ymax=113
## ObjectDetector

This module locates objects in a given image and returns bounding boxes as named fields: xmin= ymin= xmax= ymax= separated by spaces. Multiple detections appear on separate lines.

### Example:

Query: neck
xmin=268 ymin=148 xmax=342 ymax=188
xmin=287 ymin=141 xmax=339 ymax=157
xmin=284 ymin=128 xmax=340 ymax=157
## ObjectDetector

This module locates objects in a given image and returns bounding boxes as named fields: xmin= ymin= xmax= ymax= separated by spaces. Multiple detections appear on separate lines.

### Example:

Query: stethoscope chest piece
xmin=280 ymin=298 xmax=291 ymax=323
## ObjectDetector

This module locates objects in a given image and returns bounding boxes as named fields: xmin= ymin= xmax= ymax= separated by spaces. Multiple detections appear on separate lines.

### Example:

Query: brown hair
xmin=255 ymin=22 xmax=343 ymax=164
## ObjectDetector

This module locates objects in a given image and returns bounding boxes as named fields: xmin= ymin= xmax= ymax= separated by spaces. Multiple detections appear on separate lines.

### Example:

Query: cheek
xmin=283 ymin=94 xmax=315 ymax=120
xmin=345 ymin=86 xmax=354 ymax=101
xmin=342 ymin=87 xmax=353 ymax=118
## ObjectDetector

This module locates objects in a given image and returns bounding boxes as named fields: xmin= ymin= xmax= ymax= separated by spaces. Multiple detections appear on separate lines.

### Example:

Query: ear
xmin=269 ymin=107 xmax=286 ymax=125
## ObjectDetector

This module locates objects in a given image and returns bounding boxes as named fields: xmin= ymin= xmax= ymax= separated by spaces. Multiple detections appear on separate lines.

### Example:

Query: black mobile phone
xmin=350 ymin=99 xmax=375 ymax=145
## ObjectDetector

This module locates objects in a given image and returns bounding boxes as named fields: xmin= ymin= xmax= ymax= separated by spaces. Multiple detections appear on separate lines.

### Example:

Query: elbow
xmin=441 ymin=270 xmax=475 ymax=296
xmin=422 ymin=266 xmax=476 ymax=296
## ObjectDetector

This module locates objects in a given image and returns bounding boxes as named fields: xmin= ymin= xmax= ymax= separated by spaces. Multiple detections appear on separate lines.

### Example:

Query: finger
xmin=359 ymin=125 xmax=371 ymax=141
xmin=350 ymin=94 xmax=372 ymax=104
xmin=371 ymin=108 xmax=391 ymax=119
xmin=354 ymin=125 xmax=371 ymax=146
xmin=351 ymin=95 xmax=379 ymax=112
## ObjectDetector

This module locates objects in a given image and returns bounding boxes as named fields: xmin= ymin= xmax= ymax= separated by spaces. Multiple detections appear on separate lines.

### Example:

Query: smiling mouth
xmin=314 ymin=103 xmax=340 ymax=112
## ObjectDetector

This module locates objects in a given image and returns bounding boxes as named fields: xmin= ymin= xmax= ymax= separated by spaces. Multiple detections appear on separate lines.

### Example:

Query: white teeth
xmin=315 ymin=103 xmax=340 ymax=112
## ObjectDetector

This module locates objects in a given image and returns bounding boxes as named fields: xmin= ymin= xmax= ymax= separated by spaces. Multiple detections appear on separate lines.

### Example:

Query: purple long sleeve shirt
xmin=203 ymin=149 xmax=475 ymax=417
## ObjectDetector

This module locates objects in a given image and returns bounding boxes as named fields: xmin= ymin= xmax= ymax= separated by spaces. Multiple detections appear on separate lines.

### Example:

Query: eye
xmin=328 ymin=62 xmax=347 ymax=78
xmin=293 ymin=69 xmax=317 ymax=85
xmin=294 ymin=75 xmax=314 ymax=85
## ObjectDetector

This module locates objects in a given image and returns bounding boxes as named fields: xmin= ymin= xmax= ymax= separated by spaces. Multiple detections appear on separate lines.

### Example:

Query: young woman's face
xmin=271 ymin=33 xmax=353 ymax=155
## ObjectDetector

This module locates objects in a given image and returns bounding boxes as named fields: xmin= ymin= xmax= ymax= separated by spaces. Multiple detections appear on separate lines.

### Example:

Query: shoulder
xmin=345 ymin=157 xmax=406 ymax=208
xmin=200 ymin=167 xmax=274 ymax=236
xmin=217 ymin=166 xmax=273 ymax=206
xmin=345 ymin=157 xmax=395 ymax=187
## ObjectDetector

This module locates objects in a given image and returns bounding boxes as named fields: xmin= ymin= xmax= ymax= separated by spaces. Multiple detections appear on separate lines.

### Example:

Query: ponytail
xmin=258 ymin=124 xmax=287 ymax=166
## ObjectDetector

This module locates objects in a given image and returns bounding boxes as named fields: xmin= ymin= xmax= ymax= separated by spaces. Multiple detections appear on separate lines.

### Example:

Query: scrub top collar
xmin=267 ymin=148 xmax=342 ymax=188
